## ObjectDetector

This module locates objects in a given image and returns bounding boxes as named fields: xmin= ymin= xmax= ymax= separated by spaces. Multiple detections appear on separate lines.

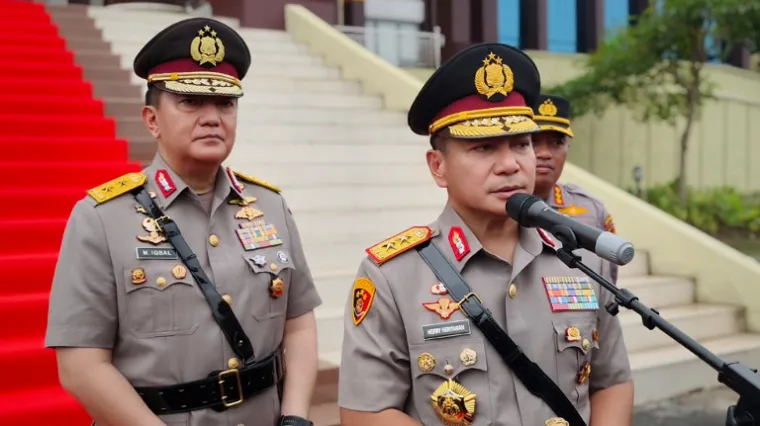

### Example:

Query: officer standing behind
xmin=532 ymin=94 xmax=620 ymax=283
xmin=45 ymin=18 xmax=321 ymax=426
xmin=338 ymin=44 xmax=634 ymax=426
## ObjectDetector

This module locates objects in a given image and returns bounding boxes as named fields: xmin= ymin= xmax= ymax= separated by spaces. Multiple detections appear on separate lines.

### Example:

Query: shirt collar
xmin=143 ymin=154 xmax=246 ymax=209
xmin=431 ymin=202 xmax=545 ymax=273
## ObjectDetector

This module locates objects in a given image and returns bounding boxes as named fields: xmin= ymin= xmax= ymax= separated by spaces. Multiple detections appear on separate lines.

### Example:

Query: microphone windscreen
xmin=506 ymin=193 xmax=541 ymax=222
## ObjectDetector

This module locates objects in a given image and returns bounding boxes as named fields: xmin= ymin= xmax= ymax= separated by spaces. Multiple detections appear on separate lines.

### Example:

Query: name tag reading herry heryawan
xmin=422 ymin=319 xmax=471 ymax=340
xmin=135 ymin=247 xmax=178 ymax=260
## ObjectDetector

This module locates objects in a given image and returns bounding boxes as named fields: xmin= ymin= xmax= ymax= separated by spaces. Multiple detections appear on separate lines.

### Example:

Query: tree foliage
xmin=546 ymin=0 xmax=760 ymax=204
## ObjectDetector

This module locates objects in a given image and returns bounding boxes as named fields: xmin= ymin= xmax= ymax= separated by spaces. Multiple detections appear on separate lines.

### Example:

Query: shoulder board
xmin=366 ymin=226 xmax=433 ymax=266
xmin=537 ymin=228 xmax=556 ymax=248
xmin=233 ymin=171 xmax=281 ymax=193
xmin=563 ymin=182 xmax=593 ymax=198
xmin=87 ymin=172 xmax=146 ymax=205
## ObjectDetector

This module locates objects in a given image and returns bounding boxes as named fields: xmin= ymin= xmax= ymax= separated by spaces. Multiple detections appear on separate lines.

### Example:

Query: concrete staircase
xmin=44 ymin=3 xmax=153 ymax=164
xmin=68 ymin=2 xmax=760 ymax=422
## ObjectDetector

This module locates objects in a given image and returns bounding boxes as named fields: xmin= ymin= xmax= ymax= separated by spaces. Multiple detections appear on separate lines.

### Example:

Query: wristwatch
xmin=279 ymin=415 xmax=314 ymax=426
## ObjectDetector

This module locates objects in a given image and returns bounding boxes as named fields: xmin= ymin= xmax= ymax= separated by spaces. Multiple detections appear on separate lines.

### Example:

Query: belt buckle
xmin=457 ymin=292 xmax=482 ymax=319
xmin=218 ymin=368 xmax=244 ymax=408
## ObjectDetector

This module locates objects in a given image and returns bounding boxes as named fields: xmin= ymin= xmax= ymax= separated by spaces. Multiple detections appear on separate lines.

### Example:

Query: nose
xmin=198 ymin=102 xmax=221 ymax=126
xmin=534 ymin=142 xmax=552 ymax=160
xmin=494 ymin=145 xmax=520 ymax=175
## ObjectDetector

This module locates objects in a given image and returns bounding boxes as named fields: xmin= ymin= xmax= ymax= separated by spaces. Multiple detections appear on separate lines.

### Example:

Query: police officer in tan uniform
xmin=45 ymin=18 xmax=321 ymax=426
xmin=338 ymin=44 xmax=634 ymax=426
xmin=532 ymin=94 xmax=619 ymax=283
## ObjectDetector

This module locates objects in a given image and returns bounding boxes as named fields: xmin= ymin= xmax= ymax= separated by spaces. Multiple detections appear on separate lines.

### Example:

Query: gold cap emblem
xmin=430 ymin=379 xmax=476 ymax=425
xmin=538 ymin=98 xmax=558 ymax=116
xmin=191 ymin=25 xmax=225 ymax=66
xmin=474 ymin=51 xmax=514 ymax=100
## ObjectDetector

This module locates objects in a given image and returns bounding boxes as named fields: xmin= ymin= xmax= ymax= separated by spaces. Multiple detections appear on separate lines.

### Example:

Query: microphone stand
xmin=548 ymin=224 xmax=760 ymax=426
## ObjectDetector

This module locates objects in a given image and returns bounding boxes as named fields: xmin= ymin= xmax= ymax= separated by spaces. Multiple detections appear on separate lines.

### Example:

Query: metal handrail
xmin=334 ymin=24 xmax=445 ymax=68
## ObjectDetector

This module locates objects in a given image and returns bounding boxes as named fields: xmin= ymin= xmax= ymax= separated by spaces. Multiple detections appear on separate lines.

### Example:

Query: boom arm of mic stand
xmin=548 ymin=224 xmax=760 ymax=426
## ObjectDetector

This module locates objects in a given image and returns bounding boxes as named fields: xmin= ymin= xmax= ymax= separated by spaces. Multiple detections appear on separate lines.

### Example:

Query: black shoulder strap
xmin=132 ymin=188 xmax=256 ymax=363
xmin=416 ymin=241 xmax=587 ymax=426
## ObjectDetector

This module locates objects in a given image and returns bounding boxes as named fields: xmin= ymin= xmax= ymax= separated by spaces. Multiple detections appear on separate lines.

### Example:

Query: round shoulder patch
xmin=352 ymin=277 xmax=377 ymax=326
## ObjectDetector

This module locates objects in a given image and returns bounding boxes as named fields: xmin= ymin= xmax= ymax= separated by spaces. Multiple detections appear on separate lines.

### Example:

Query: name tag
xmin=422 ymin=319 xmax=471 ymax=340
xmin=135 ymin=247 xmax=178 ymax=260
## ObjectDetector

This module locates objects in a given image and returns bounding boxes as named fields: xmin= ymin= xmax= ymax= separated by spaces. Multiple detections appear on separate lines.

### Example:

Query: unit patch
xmin=542 ymin=276 xmax=599 ymax=312
xmin=352 ymin=277 xmax=376 ymax=326
xmin=422 ymin=319 xmax=471 ymax=340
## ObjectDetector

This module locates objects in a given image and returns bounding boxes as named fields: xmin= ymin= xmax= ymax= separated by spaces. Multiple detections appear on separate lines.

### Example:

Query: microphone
xmin=506 ymin=193 xmax=635 ymax=266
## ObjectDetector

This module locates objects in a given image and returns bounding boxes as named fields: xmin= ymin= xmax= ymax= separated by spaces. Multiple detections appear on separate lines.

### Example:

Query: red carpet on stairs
xmin=0 ymin=0 xmax=142 ymax=423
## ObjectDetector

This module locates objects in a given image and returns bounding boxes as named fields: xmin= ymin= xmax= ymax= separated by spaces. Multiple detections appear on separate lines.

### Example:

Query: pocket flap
xmin=243 ymin=249 xmax=295 ymax=276
xmin=410 ymin=339 xmax=488 ymax=379
xmin=552 ymin=317 xmax=599 ymax=355
xmin=124 ymin=264 xmax=194 ymax=293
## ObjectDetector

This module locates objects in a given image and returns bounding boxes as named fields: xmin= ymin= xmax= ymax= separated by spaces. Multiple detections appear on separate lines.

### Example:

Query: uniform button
xmin=228 ymin=357 xmax=240 ymax=369
xmin=156 ymin=277 xmax=166 ymax=288
xmin=222 ymin=294 xmax=232 ymax=304
xmin=508 ymin=283 xmax=517 ymax=299
xmin=209 ymin=234 xmax=220 ymax=247
xmin=582 ymin=339 xmax=591 ymax=351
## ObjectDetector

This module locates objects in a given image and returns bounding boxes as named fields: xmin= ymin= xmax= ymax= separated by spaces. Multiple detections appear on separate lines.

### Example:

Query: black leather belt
xmin=135 ymin=347 xmax=285 ymax=414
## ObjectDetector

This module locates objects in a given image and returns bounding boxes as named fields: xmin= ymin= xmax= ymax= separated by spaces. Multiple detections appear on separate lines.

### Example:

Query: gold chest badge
xmin=431 ymin=379 xmax=476 ymax=426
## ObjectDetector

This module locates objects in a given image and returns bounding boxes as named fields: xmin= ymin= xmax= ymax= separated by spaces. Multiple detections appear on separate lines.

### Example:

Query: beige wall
xmin=408 ymin=52 xmax=760 ymax=191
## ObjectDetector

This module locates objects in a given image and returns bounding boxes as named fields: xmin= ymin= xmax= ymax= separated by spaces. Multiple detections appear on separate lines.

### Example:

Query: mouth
xmin=536 ymin=164 xmax=554 ymax=174
xmin=194 ymin=134 xmax=224 ymax=143
xmin=490 ymin=185 xmax=526 ymax=199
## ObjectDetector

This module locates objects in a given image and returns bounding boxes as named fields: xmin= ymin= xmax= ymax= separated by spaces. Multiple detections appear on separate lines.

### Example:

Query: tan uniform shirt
xmin=338 ymin=202 xmax=631 ymax=426
xmin=548 ymin=183 xmax=619 ymax=283
xmin=45 ymin=154 xmax=322 ymax=426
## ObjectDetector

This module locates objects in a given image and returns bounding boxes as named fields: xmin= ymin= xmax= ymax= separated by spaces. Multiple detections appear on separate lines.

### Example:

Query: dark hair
xmin=144 ymin=85 xmax=162 ymax=107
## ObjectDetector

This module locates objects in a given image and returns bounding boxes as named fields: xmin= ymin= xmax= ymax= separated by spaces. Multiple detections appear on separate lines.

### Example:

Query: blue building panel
xmin=497 ymin=0 xmax=520 ymax=47
xmin=547 ymin=0 xmax=577 ymax=53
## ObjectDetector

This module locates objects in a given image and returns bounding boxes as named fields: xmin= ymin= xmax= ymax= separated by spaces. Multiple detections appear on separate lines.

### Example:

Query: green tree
xmin=546 ymin=0 xmax=760 ymax=205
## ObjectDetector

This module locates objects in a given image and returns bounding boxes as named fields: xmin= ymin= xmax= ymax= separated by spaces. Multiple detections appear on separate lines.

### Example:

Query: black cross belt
xmin=135 ymin=347 xmax=284 ymax=414
xmin=416 ymin=241 xmax=587 ymax=426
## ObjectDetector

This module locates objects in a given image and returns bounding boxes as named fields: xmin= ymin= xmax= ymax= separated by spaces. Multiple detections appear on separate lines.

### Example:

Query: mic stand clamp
xmin=547 ymin=224 xmax=760 ymax=426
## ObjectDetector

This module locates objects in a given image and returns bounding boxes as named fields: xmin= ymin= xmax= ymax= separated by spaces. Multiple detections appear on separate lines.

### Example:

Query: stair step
xmin=0 ymin=137 xmax=128 ymax=163
xmin=230 ymin=142 xmax=429 ymax=165
xmin=0 ymin=385 xmax=90 ymax=424
xmin=233 ymin=124 xmax=423 ymax=144
xmin=0 ymin=115 xmax=115 ymax=138
xmin=621 ymin=304 xmax=744 ymax=353
xmin=618 ymin=250 xmax=649 ymax=278
xmin=239 ymin=93 xmax=381 ymax=110
xmin=0 ymin=337 xmax=58 ymax=393
xmin=0 ymin=252 xmax=58 ymax=294
xmin=0 ymin=218 xmax=66 ymax=256
xmin=0 ymin=292 xmax=50 ymax=340
xmin=620 ymin=275 xmax=695 ymax=308
xmin=0 ymin=161 xmax=142 ymax=189
xmin=223 ymin=162 xmax=434 ymax=188
xmin=630 ymin=333 xmax=760 ymax=405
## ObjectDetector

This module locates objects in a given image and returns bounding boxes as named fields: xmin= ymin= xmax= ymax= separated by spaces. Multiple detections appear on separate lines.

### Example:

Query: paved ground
xmin=633 ymin=387 xmax=742 ymax=426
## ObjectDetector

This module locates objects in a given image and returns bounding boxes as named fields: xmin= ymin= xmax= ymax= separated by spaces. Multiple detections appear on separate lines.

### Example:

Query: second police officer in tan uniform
xmin=532 ymin=94 xmax=620 ymax=283
xmin=338 ymin=44 xmax=634 ymax=426
xmin=45 ymin=18 xmax=321 ymax=426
